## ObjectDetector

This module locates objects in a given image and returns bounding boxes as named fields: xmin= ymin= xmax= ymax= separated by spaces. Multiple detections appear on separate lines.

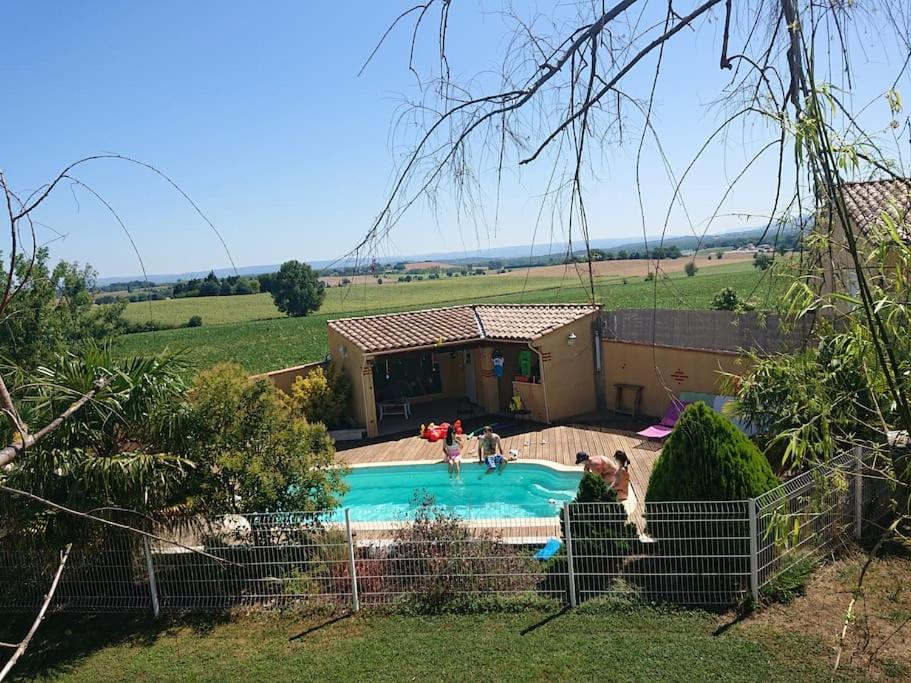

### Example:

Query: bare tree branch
xmin=0 ymin=543 xmax=72 ymax=682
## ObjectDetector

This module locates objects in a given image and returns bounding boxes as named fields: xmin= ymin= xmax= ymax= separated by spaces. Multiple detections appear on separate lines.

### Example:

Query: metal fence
xmin=0 ymin=452 xmax=891 ymax=615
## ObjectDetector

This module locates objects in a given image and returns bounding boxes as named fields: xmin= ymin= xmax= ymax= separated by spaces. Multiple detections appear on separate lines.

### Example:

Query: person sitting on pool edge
xmin=575 ymin=450 xmax=631 ymax=502
xmin=478 ymin=425 xmax=504 ymax=467
xmin=442 ymin=424 xmax=463 ymax=476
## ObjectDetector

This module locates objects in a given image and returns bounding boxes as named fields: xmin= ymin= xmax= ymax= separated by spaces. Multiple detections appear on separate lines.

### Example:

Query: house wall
xmin=437 ymin=350 xmax=467 ymax=397
xmin=251 ymin=361 xmax=324 ymax=394
xmin=534 ymin=313 xmax=599 ymax=422
xmin=327 ymin=327 xmax=377 ymax=437
xmin=601 ymin=341 xmax=745 ymax=418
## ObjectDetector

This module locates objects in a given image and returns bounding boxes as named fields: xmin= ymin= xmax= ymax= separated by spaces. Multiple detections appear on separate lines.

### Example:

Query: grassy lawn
xmin=113 ymin=262 xmax=787 ymax=375
xmin=4 ymin=606 xmax=840 ymax=683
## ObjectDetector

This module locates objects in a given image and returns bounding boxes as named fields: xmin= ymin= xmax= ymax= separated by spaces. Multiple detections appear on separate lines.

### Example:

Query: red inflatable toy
xmin=420 ymin=419 xmax=463 ymax=442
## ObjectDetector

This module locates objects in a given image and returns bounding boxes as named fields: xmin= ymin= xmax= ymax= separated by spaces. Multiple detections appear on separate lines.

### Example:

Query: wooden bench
xmin=378 ymin=401 xmax=411 ymax=420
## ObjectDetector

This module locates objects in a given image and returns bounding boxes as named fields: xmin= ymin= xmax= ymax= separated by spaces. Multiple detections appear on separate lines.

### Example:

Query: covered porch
xmin=327 ymin=304 xmax=602 ymax=438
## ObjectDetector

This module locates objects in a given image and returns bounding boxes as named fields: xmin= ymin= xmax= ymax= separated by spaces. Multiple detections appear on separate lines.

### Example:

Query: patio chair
xmin=636 ymin=399 xmax=688 ymax=440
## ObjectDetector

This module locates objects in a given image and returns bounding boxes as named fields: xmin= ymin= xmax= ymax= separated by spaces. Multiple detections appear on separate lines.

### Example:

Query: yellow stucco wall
xmin=602 ymin=341 xmax=744 ymax=418
xmin=327 ymin=327 xmax=378 ymax=436
xmin=251 ymin=361 xmax=323 ymax=394
xmin=534 ymin=313 xmax=598 ymax=422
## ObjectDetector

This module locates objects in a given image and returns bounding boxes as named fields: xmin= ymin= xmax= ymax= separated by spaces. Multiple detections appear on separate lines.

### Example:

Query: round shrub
xmin=646 ymin=401 xmax=779 ymax=502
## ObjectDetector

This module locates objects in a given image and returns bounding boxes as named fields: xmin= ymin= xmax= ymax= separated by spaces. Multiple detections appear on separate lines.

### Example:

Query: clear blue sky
xmin=0 ymin=1 xmax=905 ymax=277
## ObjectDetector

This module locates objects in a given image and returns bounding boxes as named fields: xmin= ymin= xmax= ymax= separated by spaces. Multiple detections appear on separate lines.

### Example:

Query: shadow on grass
xmin=519 ymin=607 xmax=570 ymax=635
xmin=0 ymin=612 xmax=230 ymax=680
xmin=288 ymin=612 xmax=352 ymax=641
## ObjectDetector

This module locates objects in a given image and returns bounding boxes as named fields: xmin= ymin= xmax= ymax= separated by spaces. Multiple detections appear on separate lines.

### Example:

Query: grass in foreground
xmin=4 ymin=606 xmax=838 ymax=683
xmin=114 ymin=263 xmax=786 ymax=374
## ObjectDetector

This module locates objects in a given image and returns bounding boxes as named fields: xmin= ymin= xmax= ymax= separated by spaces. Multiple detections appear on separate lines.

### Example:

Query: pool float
xmin=420 ymin=419 xmax=463 ymax=441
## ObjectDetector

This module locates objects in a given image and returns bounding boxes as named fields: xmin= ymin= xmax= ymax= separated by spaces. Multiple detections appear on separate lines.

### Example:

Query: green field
xmin=114 ymin=262 xmax=787 ymax=375
xmin=4 ymin=606 xmax=841 ymax=682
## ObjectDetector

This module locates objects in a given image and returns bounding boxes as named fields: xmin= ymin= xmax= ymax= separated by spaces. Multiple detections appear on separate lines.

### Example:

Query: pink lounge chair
xmin=637 ymin=400 xmax=688 ymax=440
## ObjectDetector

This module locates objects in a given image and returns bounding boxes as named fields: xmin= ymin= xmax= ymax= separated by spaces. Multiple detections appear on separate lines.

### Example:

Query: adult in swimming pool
xmin=442 ymin=424 xmax=463 ymax=476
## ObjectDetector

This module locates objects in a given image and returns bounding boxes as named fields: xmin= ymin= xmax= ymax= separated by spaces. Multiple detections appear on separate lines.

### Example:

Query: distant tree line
xmin=172 ymin=271 xmax=261 ymax=298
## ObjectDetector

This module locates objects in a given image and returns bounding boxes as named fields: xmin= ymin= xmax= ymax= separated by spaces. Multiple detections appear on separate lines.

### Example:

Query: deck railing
xmin=0 ymin=451 xmax=890 ymax=614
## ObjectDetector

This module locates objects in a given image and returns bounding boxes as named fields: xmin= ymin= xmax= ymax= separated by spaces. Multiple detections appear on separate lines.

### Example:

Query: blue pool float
xmin=534 ymin=537 xmax=562 ymax=561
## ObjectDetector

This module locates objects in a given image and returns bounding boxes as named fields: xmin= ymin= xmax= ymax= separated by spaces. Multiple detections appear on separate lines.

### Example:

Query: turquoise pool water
xmin=337 ymin=462 xmax=581 ymax=521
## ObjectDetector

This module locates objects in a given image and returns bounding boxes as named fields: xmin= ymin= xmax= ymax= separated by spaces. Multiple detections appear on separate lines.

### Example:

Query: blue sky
xmin=0 ymin=1 xmax=905 ymax=277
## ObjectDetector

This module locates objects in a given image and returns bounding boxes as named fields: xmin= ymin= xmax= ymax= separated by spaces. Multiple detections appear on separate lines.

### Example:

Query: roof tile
xmin=328 ymin=304 xmax=598 ymax=353
xmin=839 ymin=179 xmax=911 ymax=240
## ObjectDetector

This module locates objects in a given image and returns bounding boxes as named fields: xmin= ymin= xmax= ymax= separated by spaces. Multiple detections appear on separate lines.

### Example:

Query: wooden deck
xmin=337 ymin=423 xmax=662 ymax=511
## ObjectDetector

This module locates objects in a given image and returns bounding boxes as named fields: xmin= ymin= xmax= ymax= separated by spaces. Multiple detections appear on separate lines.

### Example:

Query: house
xmin=325 ymin=304 xmax=601 ymax=437
xmin=820 ymin=178 xmax=911 ymax=296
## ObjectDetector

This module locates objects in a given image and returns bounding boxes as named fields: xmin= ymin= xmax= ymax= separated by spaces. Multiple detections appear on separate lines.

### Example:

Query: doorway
xmin=463 ymin=350 xmax=477 ymax=403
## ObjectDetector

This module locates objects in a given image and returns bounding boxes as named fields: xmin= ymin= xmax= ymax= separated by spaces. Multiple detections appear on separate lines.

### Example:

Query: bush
xmin=760 ymin=553 xmax=817 ymax=604
xmin=387 ymin=496 xmax=540 ymax=613
xmin=716 ymin=250 xmax=724 ymax=259
xmin=646 ymin=402 xmax=779 ymax=502
xmin=644 ymin=272 xmax=655 ymax=282
xmin=684 ymin=261 xmax=698 ymax=277
xmin=186 ymin=315 xmax=203 ymax=327
xmin=753 ymin=252 xmax=772 ymax=270
xmin=288 ymin=364 xmax=352 ymax=429
xmin=710 ymin=287 xmax=753 ymax=312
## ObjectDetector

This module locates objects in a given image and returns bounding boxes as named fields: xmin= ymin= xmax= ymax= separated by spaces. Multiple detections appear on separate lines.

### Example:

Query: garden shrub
xmin=289 ymin=364 xmax=352 ymax=429
xmin=759 ymin=553 xmax=817 ymax=604
xmin=549 ymin=473 xmax=637 ymax=602
xmin=646 ymin=402 xmax=779 ymax=503
xmin=643 ymin=403 xmax=780 ymax=602
xmin=386 ymin=496 xmax=540 ymax=613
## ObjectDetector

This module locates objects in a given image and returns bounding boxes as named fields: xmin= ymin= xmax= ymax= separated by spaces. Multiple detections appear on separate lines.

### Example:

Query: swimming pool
xmin=337 ymin=462 xmax=581 ymax=522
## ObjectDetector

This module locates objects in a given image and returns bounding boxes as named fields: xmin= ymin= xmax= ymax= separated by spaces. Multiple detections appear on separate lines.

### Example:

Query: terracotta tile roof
xmin=328 ymin=306 xmax=479 ymax=353
xmin=475 ymin=304 xmax=600 ymax=341
xmin=328 ymin=304 xmax=599 ymax=353
xmin=840 ymin=179 xmax=911 ymax=240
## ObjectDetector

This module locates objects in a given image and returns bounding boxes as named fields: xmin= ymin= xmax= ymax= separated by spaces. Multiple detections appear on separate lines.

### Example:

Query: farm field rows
xmin=114 ymin=261 xmax=787 ymax=375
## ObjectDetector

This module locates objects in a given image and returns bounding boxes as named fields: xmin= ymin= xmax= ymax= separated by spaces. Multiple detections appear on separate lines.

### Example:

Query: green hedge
xmin=646 ymin=401 xmax=779 ymax=502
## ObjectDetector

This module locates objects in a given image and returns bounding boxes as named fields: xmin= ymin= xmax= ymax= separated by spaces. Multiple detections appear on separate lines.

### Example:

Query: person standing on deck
xmin=575 ymin=450 xmax=630 ymax=502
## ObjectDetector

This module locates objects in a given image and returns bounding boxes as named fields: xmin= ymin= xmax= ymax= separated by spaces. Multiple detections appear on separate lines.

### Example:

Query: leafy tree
xmin=711 ymin=287 xmax=753 ymax=312
xmin=181 ymin=363 xmax=345 ymax=513
xmin=0 ymin=248 xmax=127 ymax=371
xmin=716 ymin=250 xmax=724 ymax=260
xmin=684 ymin=261 xmax=698 ymax=277
xmin=265 ymin=260 xmax=325 ymax=317
xmin=187 ymin=315 xmax=203 ymax=327
xmin=288 ymin=365 xmax=352 ymax=429
xmin=646 ymin=402 xmax=779 ymax=502
xmin=753 ymin=253 xmax=772 ymax=270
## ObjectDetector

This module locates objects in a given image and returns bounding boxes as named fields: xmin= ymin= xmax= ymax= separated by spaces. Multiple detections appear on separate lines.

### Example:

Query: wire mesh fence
xmin=0 ymin=452 xmax=892 ymax=614
xmin=754 ymin=448 xmax=891 ymax=595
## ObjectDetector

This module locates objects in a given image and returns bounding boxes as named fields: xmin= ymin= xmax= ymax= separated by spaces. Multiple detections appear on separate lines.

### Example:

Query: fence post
xmin=563 ymin=502 xmax=577 ymax=608
xmin=142 ymin=537 xmax=160 ymax=618
xmin=854 ymin=445 xmax=864 ymax=541
xmin=344 ymin=509 xmax=359 ymax=613
xmin=747 ymin=498 xmax=759 ymax=604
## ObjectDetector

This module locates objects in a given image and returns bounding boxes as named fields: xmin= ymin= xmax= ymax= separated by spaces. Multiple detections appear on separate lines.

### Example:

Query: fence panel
xmin=754 ymin=451 xmax=856 ymax=591
xmin=1 ymin=451 xmax=893 ymax=615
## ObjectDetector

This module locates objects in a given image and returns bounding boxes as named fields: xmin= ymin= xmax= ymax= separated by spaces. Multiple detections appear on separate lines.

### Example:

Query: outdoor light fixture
xmin=567 ymin=332 xmax=577 ymax=346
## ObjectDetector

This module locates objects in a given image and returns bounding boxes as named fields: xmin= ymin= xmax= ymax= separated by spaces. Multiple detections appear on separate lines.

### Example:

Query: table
xmin=378 ymin=401 xmax=411 ymax=421
xmin=613 ymin=383 xmax=644 ymax=418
